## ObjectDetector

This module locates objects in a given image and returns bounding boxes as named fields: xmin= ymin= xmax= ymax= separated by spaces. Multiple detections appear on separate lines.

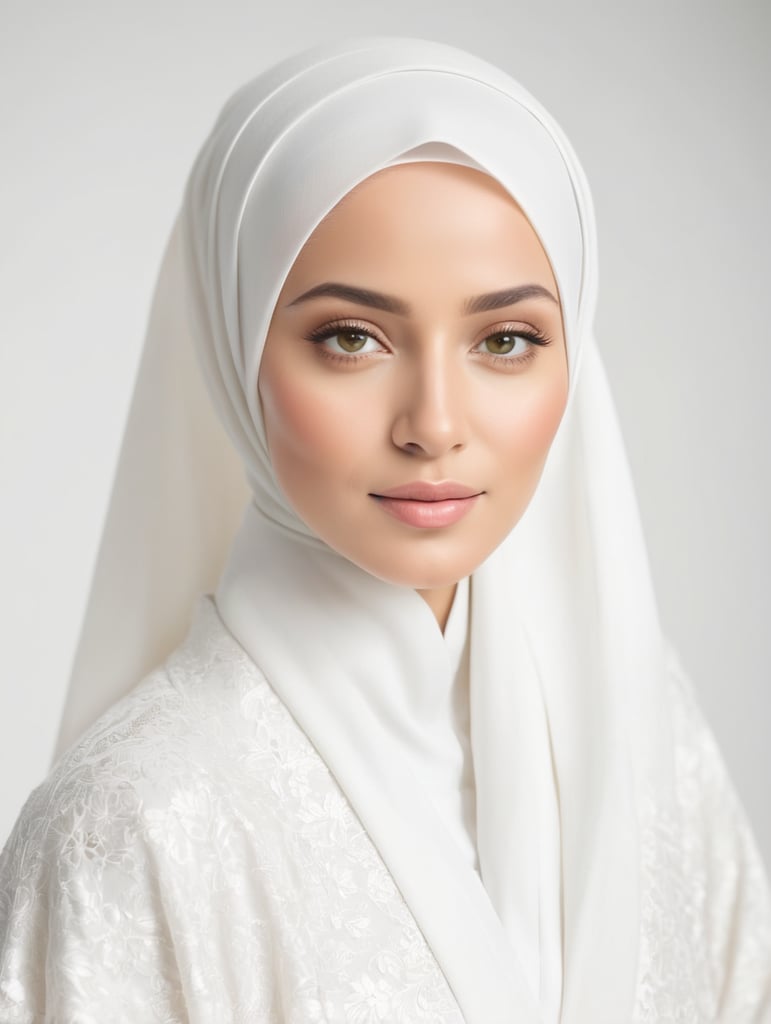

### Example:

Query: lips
xmin=372 ymin=480 xmax=482 ymax=502
xmin=370 ymin=481 xmax=483 ymax=529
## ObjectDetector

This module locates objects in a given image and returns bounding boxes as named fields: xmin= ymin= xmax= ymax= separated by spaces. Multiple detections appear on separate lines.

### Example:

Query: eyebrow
xmin=284 ymin=281 xmax=558 ymax=316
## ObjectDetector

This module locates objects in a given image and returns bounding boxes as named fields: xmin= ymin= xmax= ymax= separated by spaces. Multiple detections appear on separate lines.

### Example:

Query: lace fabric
xmin=1 ymin=598 xmax=464 ymax=1024
xmin=633 ymin=648 xmax=771 ymax=1022
xmin=1 ymin=596 xmax=769 ymax=1022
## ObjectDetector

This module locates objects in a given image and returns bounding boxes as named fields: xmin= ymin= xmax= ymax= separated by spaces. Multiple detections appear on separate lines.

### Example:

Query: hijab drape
xmin=53 ymin=37 xmax=675 ymax=1022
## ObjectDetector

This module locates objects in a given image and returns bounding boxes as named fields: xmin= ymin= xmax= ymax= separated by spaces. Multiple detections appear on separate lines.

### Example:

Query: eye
xmin=473 ymin=326 xmax=551 ymax=362
xmin=322 ymin=328 xmax=382 ymax=355
xmin=478 ymin=332 xmax=530 ymax=357
xmin=305 ymin=320 xmax=387 ymax=359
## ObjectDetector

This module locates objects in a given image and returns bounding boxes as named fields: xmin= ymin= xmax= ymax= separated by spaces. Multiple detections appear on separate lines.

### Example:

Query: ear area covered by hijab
xmin=54 ymin=36 xmax=685 ymax=1023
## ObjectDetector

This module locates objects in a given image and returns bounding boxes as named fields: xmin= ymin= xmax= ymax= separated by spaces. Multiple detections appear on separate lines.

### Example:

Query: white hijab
xmin=53 ymin=37 xmax=675 ymax=1023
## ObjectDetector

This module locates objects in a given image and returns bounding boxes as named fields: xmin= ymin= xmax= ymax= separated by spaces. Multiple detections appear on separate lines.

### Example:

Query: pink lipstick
xmin=370 ymin=481 xmax=483 ymax=529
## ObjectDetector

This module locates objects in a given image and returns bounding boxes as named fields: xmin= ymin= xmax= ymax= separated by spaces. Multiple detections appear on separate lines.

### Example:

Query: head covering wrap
xmin=52 ymin=37 xmax=674 ymax=1022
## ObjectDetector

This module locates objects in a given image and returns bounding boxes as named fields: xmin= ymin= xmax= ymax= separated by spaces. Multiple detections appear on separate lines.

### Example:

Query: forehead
xmin=282 ymin=161 xmax=558 ymax=297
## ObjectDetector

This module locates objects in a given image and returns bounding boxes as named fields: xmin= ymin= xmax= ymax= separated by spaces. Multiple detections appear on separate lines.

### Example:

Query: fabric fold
xmin=216 ymin=502 xmax=541 ymax=1021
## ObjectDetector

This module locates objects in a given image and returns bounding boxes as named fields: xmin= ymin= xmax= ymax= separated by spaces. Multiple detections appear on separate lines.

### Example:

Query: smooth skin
xmin=258 ymin=162 xmax=569 ymax=630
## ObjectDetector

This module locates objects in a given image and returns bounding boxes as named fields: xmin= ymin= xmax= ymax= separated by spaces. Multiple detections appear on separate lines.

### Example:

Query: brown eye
xmin=307 ymin=321 xmax=386 ymax=360
xmin=335 ymin=330 xmax=370 ymax=353
xmin=312 ymin=327 xmax=384 ymax=356
xmin=481 ymin=332 xmax=527 ymax=356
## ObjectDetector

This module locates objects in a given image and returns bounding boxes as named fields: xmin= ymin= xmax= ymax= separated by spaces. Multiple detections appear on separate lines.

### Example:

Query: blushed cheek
xmin=259 ymin=369 xmax=370 ymax=497
xmin=262 ymin=375 xmax=328 ymax=461
xmin=499 ymin=379 xmax=568 ymax=472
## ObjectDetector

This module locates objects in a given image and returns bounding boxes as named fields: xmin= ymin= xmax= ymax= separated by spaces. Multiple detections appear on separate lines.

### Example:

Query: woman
xmin=1 ymin=36 xmax=769 ymax=1023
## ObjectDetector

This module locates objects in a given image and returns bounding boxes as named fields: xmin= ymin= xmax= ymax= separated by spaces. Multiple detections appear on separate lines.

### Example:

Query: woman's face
xmin=259 ymin=161 xmax=568 ymax=600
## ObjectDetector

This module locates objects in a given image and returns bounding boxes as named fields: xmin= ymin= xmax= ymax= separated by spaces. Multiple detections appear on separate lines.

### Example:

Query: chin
xmin=360 ymin=552 xmax=482 ymax=592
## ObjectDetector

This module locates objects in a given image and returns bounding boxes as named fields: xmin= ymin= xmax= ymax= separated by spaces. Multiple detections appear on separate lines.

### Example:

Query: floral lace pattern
xmin=1 ymin=597 xmax=769 ymax=1022
xmin=0 ymin=599 xmax=464 ymax=1023
xmin=632 ymin=651 xmax=771 ymax=1022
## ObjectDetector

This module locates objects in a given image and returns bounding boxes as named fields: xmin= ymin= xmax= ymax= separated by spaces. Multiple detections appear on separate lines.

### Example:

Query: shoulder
xmin=0 ymin=597 xmax=312 ymax=1017
xmin=61 ymin=595 xmax=287 ymax=790
xmin=1 ymin=596 xmax=284 ymax=887
xmin=0 ymin=661 xmax=181 ymax=1017
xmin=636 ymin=644 xmax=771 ymax=1019
xmin=1 ymin=594 xmax=321 ymax=882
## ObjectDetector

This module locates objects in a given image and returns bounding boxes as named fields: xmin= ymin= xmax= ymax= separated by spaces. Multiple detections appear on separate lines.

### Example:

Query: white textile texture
xmin=1 ymin=597 xmax=769 ymax=1023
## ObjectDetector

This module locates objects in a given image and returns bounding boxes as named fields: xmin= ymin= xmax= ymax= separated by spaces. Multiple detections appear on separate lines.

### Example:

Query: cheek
xmin=482 ymin=372 xmax=568 ymax=478
xmin=259 ymin=362 xmax=374 ymax=489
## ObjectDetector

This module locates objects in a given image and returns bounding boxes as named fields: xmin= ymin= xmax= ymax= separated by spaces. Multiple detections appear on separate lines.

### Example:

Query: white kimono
xmin=1 ymin=595 xmax=769 ymax=1023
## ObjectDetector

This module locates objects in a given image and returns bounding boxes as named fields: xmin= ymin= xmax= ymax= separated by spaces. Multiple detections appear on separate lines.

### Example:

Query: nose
xmin=390 ymin=338 xmax=468 ymax=458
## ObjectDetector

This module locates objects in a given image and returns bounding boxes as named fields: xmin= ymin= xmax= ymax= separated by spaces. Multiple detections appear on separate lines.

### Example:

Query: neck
xmin=415 ymin=583 xmax=458 ymax=633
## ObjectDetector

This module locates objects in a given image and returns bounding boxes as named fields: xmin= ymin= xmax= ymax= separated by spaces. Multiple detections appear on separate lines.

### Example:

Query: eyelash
xmin=476 ymin=325 xmax=552 ymax=368
xmin=304 ymin=318 xmax=552 ymax=368
xmin=305 ymin=319 xmax=386 ymax=364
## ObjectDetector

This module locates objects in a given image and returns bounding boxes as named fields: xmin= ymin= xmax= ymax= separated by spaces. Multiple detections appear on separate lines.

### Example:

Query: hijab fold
xmin=53 ymin=37 xmax=675 ymax=1022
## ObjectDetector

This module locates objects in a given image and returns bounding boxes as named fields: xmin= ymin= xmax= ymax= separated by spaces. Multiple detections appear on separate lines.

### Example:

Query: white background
xmin=1 ymin=0 xmax=769 ymax=866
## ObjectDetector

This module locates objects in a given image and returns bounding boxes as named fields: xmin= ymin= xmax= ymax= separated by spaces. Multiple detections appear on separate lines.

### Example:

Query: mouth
xmin=369 ymin=481 xmax=483 ymax=529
